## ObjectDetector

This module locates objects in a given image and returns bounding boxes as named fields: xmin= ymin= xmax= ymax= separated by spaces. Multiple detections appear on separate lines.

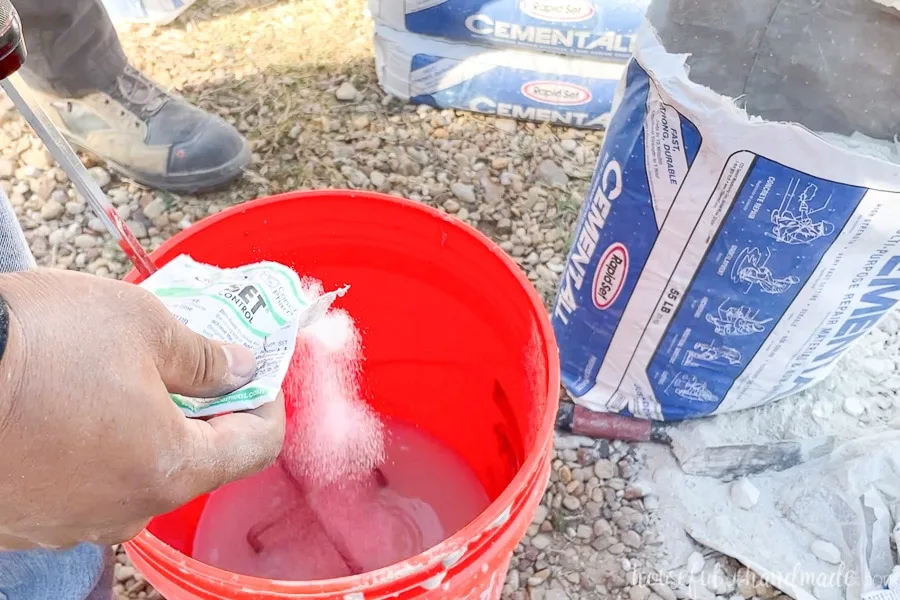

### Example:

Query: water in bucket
xmin=123 ymin=191 xmax=558 ymax=600
xmin=192 ymin=416 xmax=490 ymax=579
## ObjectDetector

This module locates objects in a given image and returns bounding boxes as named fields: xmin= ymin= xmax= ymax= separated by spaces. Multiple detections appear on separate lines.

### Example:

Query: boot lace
xmin=104 ymin=65 xmax=168 ymax=118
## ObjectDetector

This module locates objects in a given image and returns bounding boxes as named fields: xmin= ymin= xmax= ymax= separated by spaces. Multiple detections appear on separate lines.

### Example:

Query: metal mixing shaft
xmin=0 ymin=0 xmax=156 ymax=278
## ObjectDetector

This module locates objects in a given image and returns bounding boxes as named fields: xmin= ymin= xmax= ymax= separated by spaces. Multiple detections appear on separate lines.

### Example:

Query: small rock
xmin=545 ymin=588 xmax=569 ymax=600
xmin=755 ymin=581 xmax=780 ymax=599
xmin=562 ymin=496 xmax=581 ymax=511
xmin=621 ymin=530 xmax=642 ymax=548
xmin=553 ymin=435 xmax=591 ymax=450
xmin=0 ymin=158 xmax=13 ymax=177
xmin=442 ymin=198 xmax=460 ymax=213
xmin=629 ymin=585 xmax=652 ymax=600
xmin=593 ymin=519 xmax=613 ymax=537
xmin=531 ymin=534 xmax=552 ymax=550
xmin=708 ymin=566 xmax=735 ymax=595
xmin=21 ymin=148 xmax=51 ymax=169
xmin=142 ymin=198 xmax=167 ymax=220
xmin=370 ymin=171 xmax=387 ymax=188
xmin=624 ymin=480 xmax=653 ymax=500
xmin=126 ymin=220 xmax=148 ymax=239
xmin=592 ymin=536 xmax=616 ymax=552
xmin=537 ymin=160 xmax=569 ymax=188
xmin=576 ymin=524 xmax=592 ymax=539
xmin=544 ymin=587 xmax=569 ymax=600
xmin=352 ymin=116 xmax=370 ymax=130
xmin=529 ymin=569 xmax=551 ymax=586
xmin=507 ymin=570 xmax=521 ymax=589
xmin=811 ymin=539 xmax=842 ymax=564
xmin=40 ymin=199 xmax=65 ymax=220
xmin=532 ymin=504 xmax=548 ymax=525
xmin=558 ymin=466 xmax=572 ymax=484
xmin=320 ymin=117 xmax=338 ymax=132
xmin=608 ymin=478 xmax=626 ymax=491
xmin=650 ymin=583 xmax=677 ymax=600
xmin=50 ymin=190 xmax=70 ymax=205
xmin=66 ymin=201 xmax=85 ymax=216
xmin=608 ymin=543 xmax=626 ymax=555
xmin=288 ymin=124 xmax=302 ymax=138
xmin=495 ymin=119 xmax=517 ymax=134
xmin=492 ymin=157 xmax=510 ymax=170
xmin=74 ymin=234 xmax=97 ymax=249
xmin=842 ymin=396 xmax=865 ymax=417
xmin=88 ymin=166 xmax=111 ymax=188
xmin=114 ymin=564 xmax=135 ymax=583
xmin=48 ymin=229 xmax=66 ymax=246
xmin=482 ymin=178 xmax=504 ymax=204
xmin=593 ymin=459 xmax=615 ymax=479
xmin=451 ymin=182 xmax=476 ymax=204
xmin=335 ymin=81 xmax=358 ymax=101
xmin=686 ymin=552 xmax=705 ymax=575
xmin=560 ymin=139 xmax=579 ymax=153
xmin=730 ymin=478 xmax=760 ymax=510
xmin=864 ymin=358 xmax=888 ymax=379
xmin=736 ymin=573 xmax=756 ymax=598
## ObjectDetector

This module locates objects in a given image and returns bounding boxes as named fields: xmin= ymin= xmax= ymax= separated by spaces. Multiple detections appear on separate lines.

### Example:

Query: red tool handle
xmin=557 ymin=403 xmax=670 ymax=443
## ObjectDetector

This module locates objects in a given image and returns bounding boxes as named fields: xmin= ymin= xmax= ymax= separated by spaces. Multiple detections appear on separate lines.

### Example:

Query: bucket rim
xmin=124 ymin=189 xmax=560 ymax=594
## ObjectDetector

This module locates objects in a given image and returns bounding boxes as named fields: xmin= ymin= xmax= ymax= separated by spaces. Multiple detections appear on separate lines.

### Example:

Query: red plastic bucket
xmin=122 ymin=190 xmax=559 ymax=599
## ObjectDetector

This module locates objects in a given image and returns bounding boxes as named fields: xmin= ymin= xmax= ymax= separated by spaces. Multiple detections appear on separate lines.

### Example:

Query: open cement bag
xmin=551 ymin=10 xmax=900 ymax=421
xmin=369 ymin=0 xmax=649 ymax=61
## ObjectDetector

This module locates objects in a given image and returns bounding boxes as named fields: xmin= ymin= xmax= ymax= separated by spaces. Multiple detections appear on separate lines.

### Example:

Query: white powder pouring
xmin=280 ymin=279 xmax=385 ymax=487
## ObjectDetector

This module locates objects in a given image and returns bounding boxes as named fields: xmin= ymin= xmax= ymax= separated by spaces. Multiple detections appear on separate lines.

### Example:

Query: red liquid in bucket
xmin=122 ymin=190 xmax=559 ymax=600
xmin=192 ymin=417 xmax=490 ymax=580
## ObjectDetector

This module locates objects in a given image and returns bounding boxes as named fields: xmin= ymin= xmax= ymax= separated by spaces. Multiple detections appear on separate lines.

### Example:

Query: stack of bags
xmin=370 ymin=0 xmax=650 ymax=130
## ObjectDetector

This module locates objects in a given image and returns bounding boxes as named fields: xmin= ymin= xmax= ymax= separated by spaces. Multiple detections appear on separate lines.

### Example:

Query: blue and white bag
xmin=369 ymin=0 xmax=649 ymax=60
xmin=552 ymin=22 xmax=900 ymax=420
xmin=374 ymin=25 xmax=626 ymax=129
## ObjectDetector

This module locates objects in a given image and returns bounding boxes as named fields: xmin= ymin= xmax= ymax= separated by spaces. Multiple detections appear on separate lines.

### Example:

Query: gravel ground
xmin=1 ymin=0 xmax=791 ymax=599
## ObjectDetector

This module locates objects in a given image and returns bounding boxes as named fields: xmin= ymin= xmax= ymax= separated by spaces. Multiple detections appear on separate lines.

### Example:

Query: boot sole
xmin=71 ymin=137 xmax=252 ymax=195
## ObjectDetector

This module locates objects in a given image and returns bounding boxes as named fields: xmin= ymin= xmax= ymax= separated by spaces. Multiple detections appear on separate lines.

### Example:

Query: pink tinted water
xmin=191 ymin=417 xmax=491 ymax=580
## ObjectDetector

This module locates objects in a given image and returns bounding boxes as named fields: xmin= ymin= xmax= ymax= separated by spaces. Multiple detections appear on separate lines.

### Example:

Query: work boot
xmin=32 ymin=65 xmax=250 ymax=194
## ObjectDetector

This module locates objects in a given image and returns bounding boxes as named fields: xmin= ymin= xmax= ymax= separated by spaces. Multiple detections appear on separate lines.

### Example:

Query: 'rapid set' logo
xmin=521 ymin=81 xmax=592 ymax=106
xmin=519 ymin=0 xmax=595 ymax=22
xmin=592 ymin=242 xmax=627 ymax=309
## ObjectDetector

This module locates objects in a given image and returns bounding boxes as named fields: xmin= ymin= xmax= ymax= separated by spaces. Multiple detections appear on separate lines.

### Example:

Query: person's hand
xmin=0 ymin=267 xmax=286 ymax=550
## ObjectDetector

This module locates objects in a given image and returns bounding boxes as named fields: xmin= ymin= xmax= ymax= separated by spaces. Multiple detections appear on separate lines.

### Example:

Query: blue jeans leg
xmin=0 ymin=544 xmax=112 ymax=600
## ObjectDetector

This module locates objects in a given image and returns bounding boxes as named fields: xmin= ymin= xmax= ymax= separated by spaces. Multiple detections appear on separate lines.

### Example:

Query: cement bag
xmin=369 ymin=0 xmax=650 ymax=61
xmin=100 ymin=0 xmax=195 ymax=24
xmin=374 ymin=25 xmax=625 ymax=129
xmin=551 ymin=21 xmax=900 ymax=421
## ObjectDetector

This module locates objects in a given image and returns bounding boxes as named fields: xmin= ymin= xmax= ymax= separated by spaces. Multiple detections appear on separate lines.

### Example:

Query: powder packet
xmin=139 ymin=254 xmax=347 ymax=418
